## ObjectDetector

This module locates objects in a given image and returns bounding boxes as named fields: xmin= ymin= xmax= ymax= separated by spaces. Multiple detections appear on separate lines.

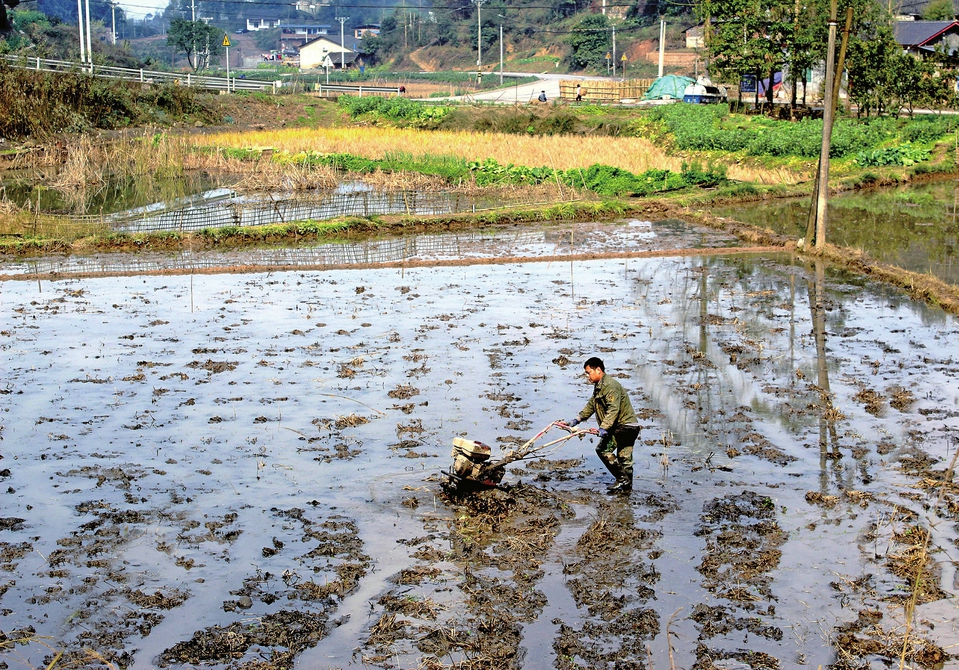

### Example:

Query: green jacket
xmin=578 ymin=374 xmax=638 ymax=431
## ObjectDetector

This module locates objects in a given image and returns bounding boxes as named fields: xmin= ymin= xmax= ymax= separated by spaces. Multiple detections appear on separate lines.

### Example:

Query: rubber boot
xmin=598 ymin=452 xmax=622 ymax=482
xmin=608 ymin=465 xmax=633 ymax=495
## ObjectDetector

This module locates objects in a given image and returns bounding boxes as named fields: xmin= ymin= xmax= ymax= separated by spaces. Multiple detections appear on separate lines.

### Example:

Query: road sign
xmin=621 ymin=54 xmax=626 ymax=61
xmin=323 ymin=56 xmax=334 ymax=68
xmin=222 ymin=34 xmax=231 ymax=47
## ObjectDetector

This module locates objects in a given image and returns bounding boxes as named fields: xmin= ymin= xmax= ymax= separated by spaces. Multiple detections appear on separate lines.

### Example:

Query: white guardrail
xmin=315 ymin=84 xmax=402 ymax=97
xmin=0 ymin=54 xmax=279 ymax=93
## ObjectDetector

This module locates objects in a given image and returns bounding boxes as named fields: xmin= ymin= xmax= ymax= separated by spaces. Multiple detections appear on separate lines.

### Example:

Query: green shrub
xmin=899 ymin=115 xmax=958 ymax=143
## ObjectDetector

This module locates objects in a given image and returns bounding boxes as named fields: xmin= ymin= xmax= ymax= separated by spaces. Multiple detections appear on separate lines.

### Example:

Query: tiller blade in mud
xmin=442 ymin=421 xmax=596 ymax=495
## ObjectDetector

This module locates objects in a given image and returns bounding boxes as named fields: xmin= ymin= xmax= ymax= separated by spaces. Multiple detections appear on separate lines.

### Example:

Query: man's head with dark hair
xmin=584 ymin=357 xmax=604 ymax=372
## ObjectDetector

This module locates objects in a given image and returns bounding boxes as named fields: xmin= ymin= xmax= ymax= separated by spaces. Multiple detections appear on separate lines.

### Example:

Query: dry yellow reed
xmin=190 ymin=126 xmax=805 ymax=185
xmin=191 ymin=126 xmax=683 ymax=175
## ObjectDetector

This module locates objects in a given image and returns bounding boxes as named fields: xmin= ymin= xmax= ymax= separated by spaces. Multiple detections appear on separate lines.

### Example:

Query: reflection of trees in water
xmin=8 ymin=172 xmax=221 ymax=216
xmin=623 ymin=254 xmax=868 ymax=477
xmin=717 ymin=182 xmax=959 ymax=285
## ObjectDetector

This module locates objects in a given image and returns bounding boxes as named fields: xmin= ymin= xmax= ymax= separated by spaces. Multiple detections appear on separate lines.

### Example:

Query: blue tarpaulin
xmin=758 ymin=71 xmax=784 ymax=95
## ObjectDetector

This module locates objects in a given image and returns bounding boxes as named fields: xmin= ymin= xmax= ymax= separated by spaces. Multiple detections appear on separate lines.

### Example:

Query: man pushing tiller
xmin=444 ymin=356 xmax=640 ymax=495
xmin=559 ymin=357 xmax=640 ymax=495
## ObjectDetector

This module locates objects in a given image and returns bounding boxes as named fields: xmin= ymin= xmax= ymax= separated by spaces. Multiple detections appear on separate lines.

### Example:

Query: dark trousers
xmin=595 ymin=425 xmax=639 ymax=484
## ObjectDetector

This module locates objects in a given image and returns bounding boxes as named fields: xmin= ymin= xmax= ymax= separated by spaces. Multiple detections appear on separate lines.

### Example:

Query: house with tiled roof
xmin=246 ymin=15 xmax=283 ymax=31
xmin=280 ymin=24 xmax=331 ymax=48
xmin=894 ymin=19 xmax=959 ymax=55
xmin=298 ymin=35 xmax=360 ymax=70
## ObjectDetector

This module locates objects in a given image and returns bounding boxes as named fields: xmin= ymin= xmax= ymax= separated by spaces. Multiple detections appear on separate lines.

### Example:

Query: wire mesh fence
xmin=38 ymin=189 xmax=512 ymax=235
xmin=4 ymin=228 xmax=550 ymax=277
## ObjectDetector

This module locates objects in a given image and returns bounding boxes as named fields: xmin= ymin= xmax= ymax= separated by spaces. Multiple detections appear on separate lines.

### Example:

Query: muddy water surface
xmin=1 ymin=217 xmax=958 ymax=670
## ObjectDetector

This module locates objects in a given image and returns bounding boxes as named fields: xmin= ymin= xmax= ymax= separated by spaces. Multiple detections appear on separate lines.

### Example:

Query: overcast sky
xmin=119 ymin=0 xmax=171 ymax=20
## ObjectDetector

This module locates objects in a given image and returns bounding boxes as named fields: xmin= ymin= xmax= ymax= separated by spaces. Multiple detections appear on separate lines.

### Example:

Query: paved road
xmin=423 ymin=72 xmax=607 ymax=104
xmin=429 ymin=71 xmax=665 ymax=106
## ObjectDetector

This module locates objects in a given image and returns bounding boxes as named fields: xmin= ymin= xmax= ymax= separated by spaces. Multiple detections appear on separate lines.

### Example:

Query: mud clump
xmin=158 ymin=610 xmax=330 ymax=667
xmin=554 ymin=497 xmax=662 ymax=665
xmin=186 ymin=359 xmax=238 ymax=374
xmin=388 ymin=384 xmax=420 ymax=399
xmin=854 ymin=387 xmax=885 ymax=416
xmin=693 ymin=491 xmax=786 ymax=665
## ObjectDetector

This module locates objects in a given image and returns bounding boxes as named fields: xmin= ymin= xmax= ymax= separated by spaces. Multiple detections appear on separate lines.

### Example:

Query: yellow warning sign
xmin=222 ymin=34 xmax=231 ymax=47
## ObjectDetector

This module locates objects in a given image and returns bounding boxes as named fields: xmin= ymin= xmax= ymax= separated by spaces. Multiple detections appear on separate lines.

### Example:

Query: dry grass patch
xmin=193 ymin=126 xmax=684 ymax=175
xmin=194 ymin=126 xmax=807 ymax=185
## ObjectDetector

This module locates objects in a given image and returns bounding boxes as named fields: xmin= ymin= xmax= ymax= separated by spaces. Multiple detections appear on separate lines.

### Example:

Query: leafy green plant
xmin=644 ymin=104 xmax=948 ymax=161
xmin=337 ymin=95 xmax=452 ymax=126
xmin=855 ymin=143 xmax=930 ymax=167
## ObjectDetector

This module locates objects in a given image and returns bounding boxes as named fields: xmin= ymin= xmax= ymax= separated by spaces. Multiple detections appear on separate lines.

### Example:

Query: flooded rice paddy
xmin=0 ymin=218 xmax=737 ymax=280
xmin=2 ymin=170 xmax=542 ymax=233
xmin=715 ymin=180 xmax=959 ymax=286
xmin=1 ymin=217 xmax=958 ymax=670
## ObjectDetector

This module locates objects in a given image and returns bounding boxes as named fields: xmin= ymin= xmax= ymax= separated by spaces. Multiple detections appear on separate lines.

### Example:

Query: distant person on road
xmin=562 ymin=357 xmax=640 ymax=494
xmin=575 ymin=84 xmax=583 ymax=102
xmin=538 ymin=90 xmax=547 ymax=103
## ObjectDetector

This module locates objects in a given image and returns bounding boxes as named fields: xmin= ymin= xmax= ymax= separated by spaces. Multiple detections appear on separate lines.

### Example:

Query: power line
xmin=118 ymin=0 xmax=646 ymax=10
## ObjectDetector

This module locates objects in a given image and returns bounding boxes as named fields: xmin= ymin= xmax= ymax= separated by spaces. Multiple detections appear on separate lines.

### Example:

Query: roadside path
xmin=408 ymin=47 xmax=434 ymax=72
xmin=428 ymin=72 xmax=669 ymax=106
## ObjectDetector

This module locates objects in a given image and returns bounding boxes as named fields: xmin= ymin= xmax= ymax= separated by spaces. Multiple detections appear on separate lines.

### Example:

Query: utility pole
xmin=806 ymin=3 xmax=852 ymax=249
xmin=190 ymin=0 xmax=196 ymax=71
xmin=806 ymin=0 xmax=838 ymax=249
xmin=111 ymin=2 xmax=116 ymax=44
xmin=77 ymin=0 xmax=86 ymax=63
xmin=612 ymin=25 xmax=616 ymax=78
xmin=473 ymin=0 xmax=486 ymax=68
xmin=658 ymin=16 xmax=665 ymax=77
xmin=84 ymin=0 xmax=92 ymax=64
xmin=337 ymin=15 xmax=349 ymax=74
xmin=499 ymin=22 xmax=503 ymax=86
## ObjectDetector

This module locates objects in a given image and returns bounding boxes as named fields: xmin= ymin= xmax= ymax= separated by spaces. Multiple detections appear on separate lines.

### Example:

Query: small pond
xmin=715 ymin=180 xmax=959 ymax=286
xmin=2 ymin=170 xmax=543 ymax=232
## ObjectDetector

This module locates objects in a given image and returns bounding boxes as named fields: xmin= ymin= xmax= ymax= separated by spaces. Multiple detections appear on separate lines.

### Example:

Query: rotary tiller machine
xmin=443 ymin=420 xmax=597 ymax=494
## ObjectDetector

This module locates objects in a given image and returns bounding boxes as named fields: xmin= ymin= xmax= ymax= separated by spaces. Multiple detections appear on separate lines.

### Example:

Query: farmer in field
xmin=538 ymin=90 xmax=547 ymax=103
xmin=575 ymin=84 xmax=583 ymax=102
xmin=563 ymin=357 xmax=640 ymax=494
